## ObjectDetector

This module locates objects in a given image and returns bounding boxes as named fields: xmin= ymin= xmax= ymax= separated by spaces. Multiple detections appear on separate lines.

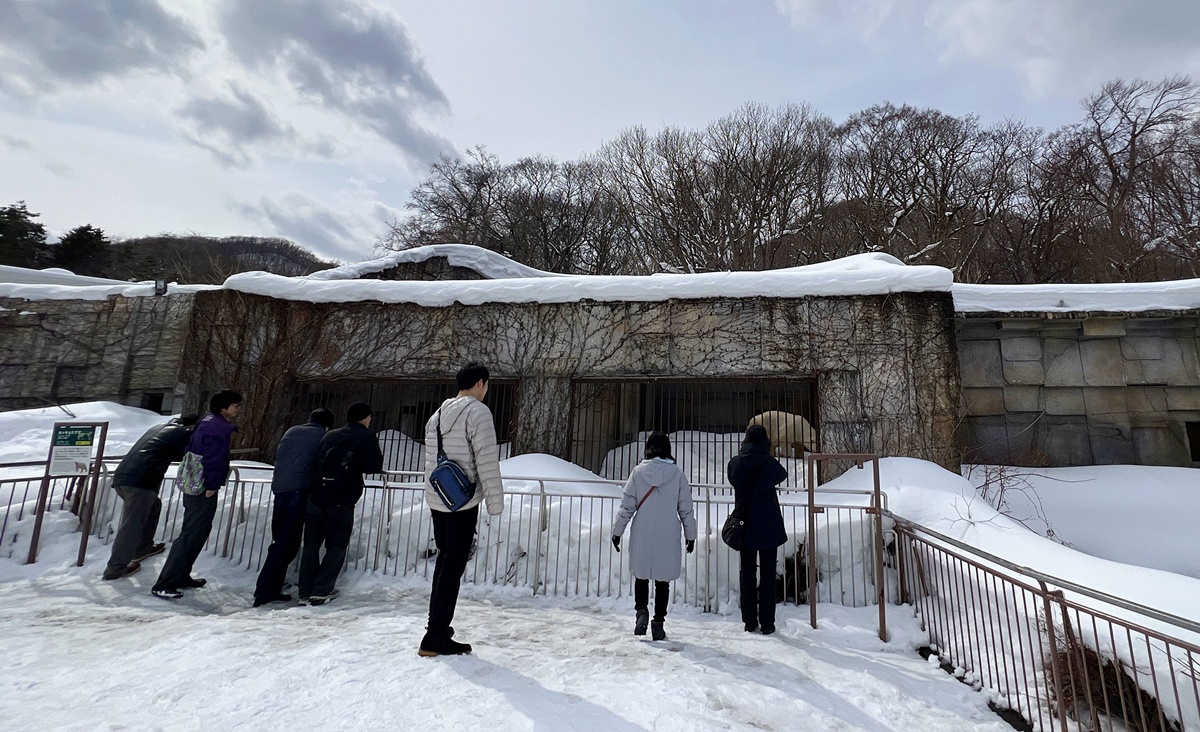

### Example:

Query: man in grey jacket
xmin=418 ymin=362 xmax=504 ymax=657
xmin=253 ymin=408 xmax=334 ymax=607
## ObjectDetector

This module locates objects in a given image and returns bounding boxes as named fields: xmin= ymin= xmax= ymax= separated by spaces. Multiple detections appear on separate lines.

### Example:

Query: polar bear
xmin=748 ymin=411 xmax=817 ymax=459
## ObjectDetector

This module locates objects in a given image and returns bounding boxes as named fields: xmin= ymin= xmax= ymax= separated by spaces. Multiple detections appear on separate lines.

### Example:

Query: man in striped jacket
xmin=418 ymin=362 xmax=504 ymax=657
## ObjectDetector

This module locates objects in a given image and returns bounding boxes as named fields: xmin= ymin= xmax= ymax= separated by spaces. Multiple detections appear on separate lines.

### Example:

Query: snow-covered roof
xmin=225 ymin=252 xmax=954 ymax=306
xmin=0 ymin=265 xmax=133 ymax=287
xmin=3 ymin=245 xmax=1198 ymax=313
xmin=952 ymin=280 xmax=1200 ymax=314
xmin=305 ymin=243 xmax=565 ymax=281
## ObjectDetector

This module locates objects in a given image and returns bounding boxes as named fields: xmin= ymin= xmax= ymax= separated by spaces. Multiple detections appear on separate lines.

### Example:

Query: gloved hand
xmin=612 ymin=535 xmax=621 ymax=552
xmin=686 ymin=539 xmax=695 ymax=554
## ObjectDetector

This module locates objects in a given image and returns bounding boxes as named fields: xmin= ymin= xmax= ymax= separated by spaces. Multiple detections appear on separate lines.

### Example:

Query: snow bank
xmin=962 ymin=464 xmax=1200 ymax=580
xmin=953 ymin=278 xmax=1200 ymax=313
xmin=0 ymin=401 xmax=171 ymax=465
xmin=225 ymin=252 xmax=953 ymax=306
xmin=824 ymin=458 xmax=1200 ymax=626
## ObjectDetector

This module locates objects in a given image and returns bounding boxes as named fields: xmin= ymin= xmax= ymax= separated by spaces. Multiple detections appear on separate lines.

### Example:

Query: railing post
xmin=871 ymin=458 xmax=887 ymax=642
xmin=532 ymin=479 xmax=545 ymax=596
xmin=24 ymin=473 xmax=53 ymax=565
xmin=221 ymin=467 xmax=242 ymax=559
xmin=705 ymin=483 xmax=714 ymax=613
xmin=75 ymin=422 xmax=109 ymax=566
xmin=1038 ymin=580 xmax=1072 ymax=732
xmin=807 ymin=455 xmax=819 ymax=630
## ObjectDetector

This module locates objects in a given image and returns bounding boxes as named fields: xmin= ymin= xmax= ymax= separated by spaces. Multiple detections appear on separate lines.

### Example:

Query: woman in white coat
xmin=611 ymin=432 xmax=697 ymax=641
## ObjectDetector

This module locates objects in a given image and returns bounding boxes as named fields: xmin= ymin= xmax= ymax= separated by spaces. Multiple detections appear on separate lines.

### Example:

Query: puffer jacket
xmin=422 ymin=396 xmax=504 ymax=515
xmin=611 ymin=458 xmax=697 ymax=582
xmin=726 ymin=443 xmax=789 ymax=550
xmin=112 ymin=419 xmax=193 ymax=490
xmin=270 ymin=421 xmax=327 ymax=494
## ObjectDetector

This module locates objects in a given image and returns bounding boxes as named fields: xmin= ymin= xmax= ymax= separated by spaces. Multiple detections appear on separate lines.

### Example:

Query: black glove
xmin=612 ymin=535 xmax=621 ymax=552
xmin=686 ymin=539 xmax=695 ymax=554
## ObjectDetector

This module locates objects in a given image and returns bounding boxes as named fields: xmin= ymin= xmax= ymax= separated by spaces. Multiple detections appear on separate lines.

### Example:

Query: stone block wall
xmin=958 ymin=313 xmax=1200 ymax=466
xmin=0 ymin=293 xmax=194 ymax=413
xmin=182 ymin=289 xmax=961 ymax=473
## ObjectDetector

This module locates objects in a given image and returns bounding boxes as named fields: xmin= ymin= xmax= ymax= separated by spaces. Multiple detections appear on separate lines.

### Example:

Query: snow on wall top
xmin=224 ymin=252 xmax=954 ymax=306
xmin=952 ymin=279 xmax=1200 ymax=313
xmin=0 ymin=281 xmax=218 ymax=302
xmin=305 ymin=244 xmax=566 ymax=281
xmin=0 ymin=265 xmax=133 ymax=287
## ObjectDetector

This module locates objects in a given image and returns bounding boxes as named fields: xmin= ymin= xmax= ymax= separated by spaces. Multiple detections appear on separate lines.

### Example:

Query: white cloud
xmin=773 ymin=0 xmax=1200 ymax=100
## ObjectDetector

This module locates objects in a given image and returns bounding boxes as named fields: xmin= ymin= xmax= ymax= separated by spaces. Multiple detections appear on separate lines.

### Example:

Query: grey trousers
xmin=106 ymin=485 xmax=162 ymax=574
xmin=153 ymin=492 xmax=218 ymax=591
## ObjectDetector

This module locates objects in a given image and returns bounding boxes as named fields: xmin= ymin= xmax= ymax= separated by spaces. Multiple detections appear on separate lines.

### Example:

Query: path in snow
xmin=0 ymin=547 xmax=1014 ymax=732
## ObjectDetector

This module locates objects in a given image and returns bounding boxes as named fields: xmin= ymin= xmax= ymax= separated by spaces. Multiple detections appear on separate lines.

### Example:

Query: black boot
xmin=634 ymin=609 xmax=649 ymax=636
xmin=651 ymin=621 xmax=666 ymax=641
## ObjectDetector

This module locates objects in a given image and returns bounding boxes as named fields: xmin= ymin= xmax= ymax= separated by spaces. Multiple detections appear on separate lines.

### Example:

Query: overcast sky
xmin=2 ymin=0 xmax=1198 ymax=263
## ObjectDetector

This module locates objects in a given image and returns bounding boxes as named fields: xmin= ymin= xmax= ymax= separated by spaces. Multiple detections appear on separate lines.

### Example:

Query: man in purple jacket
xmin=152 ymin=390 xmax=242 ymax=600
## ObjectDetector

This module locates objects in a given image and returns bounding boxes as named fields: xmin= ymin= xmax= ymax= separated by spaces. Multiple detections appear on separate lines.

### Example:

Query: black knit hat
xmin=346 ymin=402 xmax=372 ymax=423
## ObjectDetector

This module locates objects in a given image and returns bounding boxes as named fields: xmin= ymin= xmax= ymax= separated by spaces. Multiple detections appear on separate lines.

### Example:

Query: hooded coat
xmin=726 ymin=443 xmax=789 ymax=550
xmin=611 ymin=458 xmax=698 ymax=581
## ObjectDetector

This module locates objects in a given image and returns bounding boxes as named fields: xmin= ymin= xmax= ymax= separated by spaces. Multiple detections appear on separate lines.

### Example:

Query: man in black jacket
xmin=103 ymin=415 xmax=200 ymax=580
xmin=298 ymin=402 xmax=384 ymax=605
xmin=253 ymin=408 xmax=335 ymax=607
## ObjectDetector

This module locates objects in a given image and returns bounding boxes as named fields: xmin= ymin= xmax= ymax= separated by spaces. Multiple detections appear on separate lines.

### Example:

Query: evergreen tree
xmin=0 ymin=201 xmax=48 ymax=268
xmin=52 ymin=224 xmax=110 ymax=276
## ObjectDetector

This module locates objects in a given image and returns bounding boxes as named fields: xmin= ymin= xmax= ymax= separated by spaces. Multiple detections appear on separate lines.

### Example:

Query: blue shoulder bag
xmin=429 ymin=410 xmax=476 ymax=511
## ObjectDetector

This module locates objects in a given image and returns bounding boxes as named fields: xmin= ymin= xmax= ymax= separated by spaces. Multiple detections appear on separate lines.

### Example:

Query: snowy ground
xmin=3 ymin=402 xmax=1198 ymax=730
xmin=0 ymin=536 xmax=1013 ymax=732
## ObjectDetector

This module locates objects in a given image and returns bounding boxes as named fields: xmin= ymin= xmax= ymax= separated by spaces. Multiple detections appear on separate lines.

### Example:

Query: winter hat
xmin=744 ymin=424 xmax=770 ymax=446
xmin=346 ymin=402 xmax=373 ymax=424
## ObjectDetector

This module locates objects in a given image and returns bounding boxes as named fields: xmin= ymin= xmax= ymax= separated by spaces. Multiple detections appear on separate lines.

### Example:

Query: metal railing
xmin=83 ymin=467 xmax=887 ymax=616
xmin=9 ymin=453 xmax=1199 ymax=730
xmin=891 ymin=514 xmax=1200 ymax=731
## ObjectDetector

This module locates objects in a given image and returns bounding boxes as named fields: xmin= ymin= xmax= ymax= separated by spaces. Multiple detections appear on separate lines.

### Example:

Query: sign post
xmin=25 ymin=422 xmax=109 ymax=565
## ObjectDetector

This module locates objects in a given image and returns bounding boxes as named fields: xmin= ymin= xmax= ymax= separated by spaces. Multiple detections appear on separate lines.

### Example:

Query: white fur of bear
xmin=748 ymin=411 xmax=817 ymax=458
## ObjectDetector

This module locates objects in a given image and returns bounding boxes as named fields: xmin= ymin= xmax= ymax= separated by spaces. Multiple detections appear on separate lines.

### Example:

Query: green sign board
xmin=52 ymin=425 xmax=97 ymax=447
xmin=49 ymin=425 xmax=97 ymax=476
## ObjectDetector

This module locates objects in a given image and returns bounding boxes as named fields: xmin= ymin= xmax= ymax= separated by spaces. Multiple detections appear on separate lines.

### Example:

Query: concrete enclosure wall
xmin=0 ymin=293 xmax=193 ymax=413
xmin=958 ymin=313 xmax=1200 ymax=467
xmin=181 ymin=290 xmax=961 ymax=472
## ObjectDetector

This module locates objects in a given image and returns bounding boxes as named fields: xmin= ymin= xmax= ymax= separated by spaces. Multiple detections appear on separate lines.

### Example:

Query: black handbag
xmin=722 ymin=461 xmax=764 ymax=551
xmin=720 ymin=510 xmax=745 ymax=551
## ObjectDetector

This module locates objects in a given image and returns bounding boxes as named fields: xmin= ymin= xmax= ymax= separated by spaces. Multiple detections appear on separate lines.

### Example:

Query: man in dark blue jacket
xmin=298 ymin=402 xmax=384 ymax=605
xmin=103 ymin=415 xmax=199 ymax=580
xmin=253 ymin=408 xmax=335 ymax=607
xmin=152 ymin=390 xmax=243 ymax=600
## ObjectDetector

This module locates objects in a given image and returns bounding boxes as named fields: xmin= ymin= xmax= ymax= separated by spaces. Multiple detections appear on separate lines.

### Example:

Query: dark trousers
xmin=254 ymin=491 xmax=308 ymax=599
xmin=106 ymin=484 xmax=162 ymax=574
xmin=634 ymin=578 xmax=671 ymax=622
xmin=425 ymin=505 xmax=479 ymax=641
xmin=298 ymin=502 xmax=355 ymax=598
xmin=153 ymin=492 xmax=218 ymax=591
xmin=740 ymin=547 xmax=778 ymax=629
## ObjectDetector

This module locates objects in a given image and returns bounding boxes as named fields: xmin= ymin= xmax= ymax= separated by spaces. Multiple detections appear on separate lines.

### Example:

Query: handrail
xmin=887 ymin=511 xmax=1200 ymax=638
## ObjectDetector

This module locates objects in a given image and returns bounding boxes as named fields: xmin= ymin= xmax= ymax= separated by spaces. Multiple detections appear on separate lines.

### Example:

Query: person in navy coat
xmin=726 ymin=424 xmax=788 ymax=634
